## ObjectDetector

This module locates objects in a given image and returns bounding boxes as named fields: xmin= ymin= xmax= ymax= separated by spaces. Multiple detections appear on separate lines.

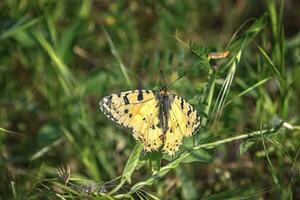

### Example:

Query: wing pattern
xmin=100 ymin=90 xmax=201 ymax=156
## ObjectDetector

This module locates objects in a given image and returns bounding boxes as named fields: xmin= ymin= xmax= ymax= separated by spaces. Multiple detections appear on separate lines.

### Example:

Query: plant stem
xmin=108 ymin=179 xmax=126 ymax=196
xmin=193 ymin=128 xmax=275 ymax=150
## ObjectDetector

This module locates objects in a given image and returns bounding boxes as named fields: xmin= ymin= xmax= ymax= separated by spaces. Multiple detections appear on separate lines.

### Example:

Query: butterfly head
xmin=159 ymin=87 xmax=168 ymax=96
xmin=159 ymin=70 xmax=182 ymax=96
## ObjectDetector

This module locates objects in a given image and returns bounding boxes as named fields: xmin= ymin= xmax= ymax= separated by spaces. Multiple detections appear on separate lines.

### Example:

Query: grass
xmin=1 ymin=0 xmax=300 ymax=199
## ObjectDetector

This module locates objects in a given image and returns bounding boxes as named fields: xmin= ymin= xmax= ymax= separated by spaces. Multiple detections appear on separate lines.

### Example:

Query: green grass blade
xmin=0 ymin=16 xmax=40 ymax=41
xmin=210 ymin=50 xmax=242 ymax=124
xmin=109 ymin=143 xmax=143 ymax=195
xmin=33 ymin=31 xmax=76 ymax=96
xmin=256 ymin=45 xmax=285 ymax=85
xmin=102 ymin=25 xmax=132 ymax=87
xmin=260 ymin=124 xmax=281 ymax=189
xmin=30 ymin=137 xmax=65 ymax=161
xmin=122 ymin=143 xmax=144 ymax=183
xmin=225 ymin=77 xmax=271 ymax=107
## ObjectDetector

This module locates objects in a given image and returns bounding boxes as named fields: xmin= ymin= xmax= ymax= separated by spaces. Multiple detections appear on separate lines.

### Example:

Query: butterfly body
xmin=99 ymin=88 xmax=200 ymax=156
xmin=156 ymin=87 xmax=172 ymax=137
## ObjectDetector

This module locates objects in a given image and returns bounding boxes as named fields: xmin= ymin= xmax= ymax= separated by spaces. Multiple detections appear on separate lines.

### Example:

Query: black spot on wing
xmin=191 ymin=115 xmax=201 ymax=134
xmin=187 ymin=106 xmax=192 ymax=116
xmin=137 ymin=90 xmax=143 ymax=101
xmin=180 ymin=98 xmax=184 ymax=110
xmin=129 ymin=113 xmax=132 ymax=118
xmin=123 ymin=95 xmax=130 ymax=105
xmin=124 ymin=109 xmax=129 ymax=114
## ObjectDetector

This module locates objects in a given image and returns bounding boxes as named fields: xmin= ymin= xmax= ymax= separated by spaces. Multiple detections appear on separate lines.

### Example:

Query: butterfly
xmin=99 ymin=87 xmax=201 ymax=156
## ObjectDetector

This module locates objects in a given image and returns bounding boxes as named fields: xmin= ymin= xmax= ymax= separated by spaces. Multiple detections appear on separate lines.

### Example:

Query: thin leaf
xmin=102 ymin=25 xmax=131 ymax=87
xmin=0 ymin=16 xmax=40 ymax=41
xmin=181 ymin=148 xmax=213 ymax=163
xmin=260 ymin=125 xmax=281 ymax=189
xmin=210 ymin=50 xmax=242 ymax=124
xmin=225 ymin=77 xmax=271 ymax=107
xmin=122 ymin=143 xmax=144 ymax=183
xmin=32 ymin=31 xmax=76 ymax=96
xmin=256 ymin=45 xmax=284 ymax=85
xmin=109 ymin=143 xmax=143 ymax=195
xmin=30 ymin=137 xmax=65 ymax=161
xmin=150 ymin=152 xmax=163 ymax=172
xmin=239 ymin=140 xmax=255 ymax=155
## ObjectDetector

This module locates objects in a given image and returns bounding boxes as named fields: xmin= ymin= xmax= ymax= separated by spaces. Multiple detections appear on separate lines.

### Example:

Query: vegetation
xmin=1 ymin=0 xmax=300 ymax=199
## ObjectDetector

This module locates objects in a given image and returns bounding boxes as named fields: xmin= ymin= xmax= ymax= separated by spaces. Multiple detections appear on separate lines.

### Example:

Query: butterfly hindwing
xmin=133 ymin=110 xmax=163 ymax=151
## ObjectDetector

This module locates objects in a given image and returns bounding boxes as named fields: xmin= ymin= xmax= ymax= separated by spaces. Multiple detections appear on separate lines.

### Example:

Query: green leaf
xmin=177 ymin=167 xmax=198 ymax=199
xmin=239 ymin=140 xmax=255 ymax=155
xmin=189 ymin=42 xmax=211 ymax=59
xmin=150 ymin=151 xmax=163 ymax=172
xmin=181 ymin=148 xmax=213 ymax=163
xmin=122 ymin=143 xmax=144 ymax=184
xmin=81 ymin=71 xmax=107 ymax=96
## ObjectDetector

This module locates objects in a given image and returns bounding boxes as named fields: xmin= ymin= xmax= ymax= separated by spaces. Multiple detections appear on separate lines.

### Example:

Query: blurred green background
xmin=1 ymin=0 xmax=300 ymax=199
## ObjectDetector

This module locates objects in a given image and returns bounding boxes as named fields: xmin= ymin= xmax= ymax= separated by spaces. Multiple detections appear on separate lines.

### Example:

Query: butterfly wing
xmin=163 ymin=95 xmax=201 ymax=155
xmin=133 ymin=111 xmax=164 ymax=151
xmin=99 ymin=90 xmax=163 ymax=151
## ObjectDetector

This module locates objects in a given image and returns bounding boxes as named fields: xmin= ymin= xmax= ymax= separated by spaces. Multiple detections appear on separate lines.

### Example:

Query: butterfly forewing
xmin=100 ymin=90 xmax=155 ymax=127
xmin=100 ymin=90 xmax=164 ymax=151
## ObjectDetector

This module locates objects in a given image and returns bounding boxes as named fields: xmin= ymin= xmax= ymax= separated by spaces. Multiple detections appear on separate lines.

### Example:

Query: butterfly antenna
xmin=160 ymin=70 xmax=167 ymax=88
xmin=167 ymin=75 xmax=183 ymax=89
